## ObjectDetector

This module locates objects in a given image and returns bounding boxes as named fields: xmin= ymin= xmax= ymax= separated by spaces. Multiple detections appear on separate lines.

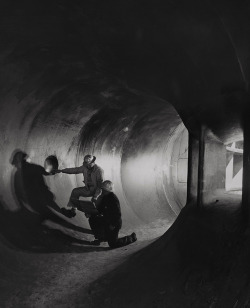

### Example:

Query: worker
xmin=55 ymin=155 xmax=104 ymax=217
xmin=89 ymin=180 xmax=137 ymax=248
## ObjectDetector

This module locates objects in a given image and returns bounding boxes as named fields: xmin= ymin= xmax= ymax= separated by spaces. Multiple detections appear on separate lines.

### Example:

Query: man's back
xmin=98 ymin=192 xmax=122 ymax=227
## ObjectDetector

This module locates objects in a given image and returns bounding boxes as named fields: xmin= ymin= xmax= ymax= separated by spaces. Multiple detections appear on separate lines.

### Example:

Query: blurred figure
xmin=89 ymin=180 xmax=137 ymax=248
xmin=44 ymin=155 xmax=59 ymax=174
xmin=10 ymin=150 xmax=93 ymax=235
xmin=11 ymin=150 xmax=59 ymax=217
xmin=56 ymin=155 xmax=104 ymax=216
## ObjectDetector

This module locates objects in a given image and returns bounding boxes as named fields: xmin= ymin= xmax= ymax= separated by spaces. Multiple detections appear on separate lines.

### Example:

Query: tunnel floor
xmin=0 ymin=206 xmax=172 ymax=308
xmin=0 ymin=190 xmax=245 ymax=308
xmin=82 ymin=191 xmax=244 ymax=308
xmin=1 ymin=237 xmax=152 ymax=307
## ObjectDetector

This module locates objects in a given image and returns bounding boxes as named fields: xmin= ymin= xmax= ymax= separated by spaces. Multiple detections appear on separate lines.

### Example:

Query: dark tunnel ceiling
xmin=1 ymin=0 xmax=250 ymax=142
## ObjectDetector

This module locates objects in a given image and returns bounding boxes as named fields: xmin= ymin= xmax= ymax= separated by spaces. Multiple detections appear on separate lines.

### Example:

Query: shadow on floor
xmin=0 ymin=202 xmax=108 ymax=253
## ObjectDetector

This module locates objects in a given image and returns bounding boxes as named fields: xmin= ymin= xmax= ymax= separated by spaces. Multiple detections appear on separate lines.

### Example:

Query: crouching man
xmin=89 ymin=180 xmax=137 ymax=248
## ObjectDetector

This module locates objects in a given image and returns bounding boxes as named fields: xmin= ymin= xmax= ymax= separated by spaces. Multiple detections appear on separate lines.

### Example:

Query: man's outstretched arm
xmin=56 ymin=166 xmax=84 ymax=174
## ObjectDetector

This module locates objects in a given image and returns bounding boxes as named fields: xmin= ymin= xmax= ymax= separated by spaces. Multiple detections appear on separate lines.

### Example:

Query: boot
xmin=60 ymin=207 xmax=76 ymax=218
xmin=89 ymin=239 xmax=101 ymax=246
xmin=130 ymin=232 xmax=137 ymax=243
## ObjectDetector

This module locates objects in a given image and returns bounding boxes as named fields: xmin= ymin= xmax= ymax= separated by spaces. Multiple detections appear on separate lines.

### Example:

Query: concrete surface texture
xmin=1 ymin=0 xmax=250 ymax=307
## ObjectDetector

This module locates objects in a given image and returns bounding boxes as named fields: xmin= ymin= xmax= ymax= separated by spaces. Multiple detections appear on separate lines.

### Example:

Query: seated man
xmin=89 ymin=180 xmax=137 ymax=248
xmin=56 ymin=154 xmax=104 ymax=217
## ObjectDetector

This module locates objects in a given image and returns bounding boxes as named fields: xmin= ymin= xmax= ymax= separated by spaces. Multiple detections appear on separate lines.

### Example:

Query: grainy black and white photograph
xmin=0 ymin=0 xmax=249 ymax=307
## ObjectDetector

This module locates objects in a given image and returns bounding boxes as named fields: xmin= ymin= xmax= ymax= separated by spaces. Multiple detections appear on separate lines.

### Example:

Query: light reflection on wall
xmin=121 ymin=123 xmax=188 ymax=222
xmin=122 ymin=154 xmax=159 ymax=189
xmin=121 ymin=152 xmax=165 ymax=223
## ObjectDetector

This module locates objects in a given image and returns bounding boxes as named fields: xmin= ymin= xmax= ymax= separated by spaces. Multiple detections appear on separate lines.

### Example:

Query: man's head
xmin=102 ymin=180 xmax=114 ymax=192
xmin=44 ymin=155 xmax=59 ymax=173
xmin=84 ymin=155 xmax=96 ymax=169
xmin=11 ymin=151 xmax=28 ymax=169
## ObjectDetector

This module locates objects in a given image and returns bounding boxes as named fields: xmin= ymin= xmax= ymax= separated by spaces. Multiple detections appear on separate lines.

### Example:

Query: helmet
xmin=84 ymin=155 xmax=96 ymax=164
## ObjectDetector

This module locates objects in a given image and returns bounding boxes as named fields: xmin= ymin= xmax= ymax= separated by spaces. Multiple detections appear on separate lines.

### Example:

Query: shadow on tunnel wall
xmin=0 ymin=150 xmax=109 ymax=253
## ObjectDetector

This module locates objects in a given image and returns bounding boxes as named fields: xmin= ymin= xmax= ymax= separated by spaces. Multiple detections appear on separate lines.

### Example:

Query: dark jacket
xmin=98 ymin=192 xmax=122 ymax=228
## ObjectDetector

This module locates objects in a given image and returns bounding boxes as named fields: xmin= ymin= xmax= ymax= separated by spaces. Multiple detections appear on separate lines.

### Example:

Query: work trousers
xmin=89 ymin=215 xmax=106 ymax=241
xmin=106 ymin=225 xmax=134 ymax=248
xmin=67 ymin=186 xmax=95 ymax=208
xmin=89 ymin=216 xmax=133 ymax=248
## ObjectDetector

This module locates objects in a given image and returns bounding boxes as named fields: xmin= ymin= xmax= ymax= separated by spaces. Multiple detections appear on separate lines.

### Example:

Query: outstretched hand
xmin=54 ymin=169 xmax=62 ymax=174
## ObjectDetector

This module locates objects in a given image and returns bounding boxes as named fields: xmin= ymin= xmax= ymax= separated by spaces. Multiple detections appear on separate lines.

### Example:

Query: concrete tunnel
xmin=1 ymin=0 xmax=250 ymax=307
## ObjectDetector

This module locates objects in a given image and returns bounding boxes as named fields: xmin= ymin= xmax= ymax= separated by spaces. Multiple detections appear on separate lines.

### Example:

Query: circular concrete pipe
xmin=0 ymin=86 xmax=188 ymax=243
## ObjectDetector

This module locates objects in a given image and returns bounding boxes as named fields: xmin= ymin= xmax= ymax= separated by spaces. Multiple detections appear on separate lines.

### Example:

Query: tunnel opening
xmin=225 ymin=141 xmax=243 ymax=194
xmin=191 ymin=127 xmax=243 ymax=210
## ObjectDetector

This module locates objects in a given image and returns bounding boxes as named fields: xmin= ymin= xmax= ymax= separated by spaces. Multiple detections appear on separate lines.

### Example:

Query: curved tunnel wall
xmin=0 ymin=0 xmax=248 ymax=234
xmin=0 ymin=85 xmax=188 ymax=234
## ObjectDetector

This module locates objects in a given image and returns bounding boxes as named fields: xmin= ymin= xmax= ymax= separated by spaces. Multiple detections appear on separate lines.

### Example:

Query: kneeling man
xmin=90 ymin=180 xmax=137 ymax=248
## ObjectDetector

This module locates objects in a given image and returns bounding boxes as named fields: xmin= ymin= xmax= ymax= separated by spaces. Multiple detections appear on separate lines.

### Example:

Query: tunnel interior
xmin=2 ymin=87 xmax=189 ymax=244
xmin=1 ymin=0 xmax=250 ymax=307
